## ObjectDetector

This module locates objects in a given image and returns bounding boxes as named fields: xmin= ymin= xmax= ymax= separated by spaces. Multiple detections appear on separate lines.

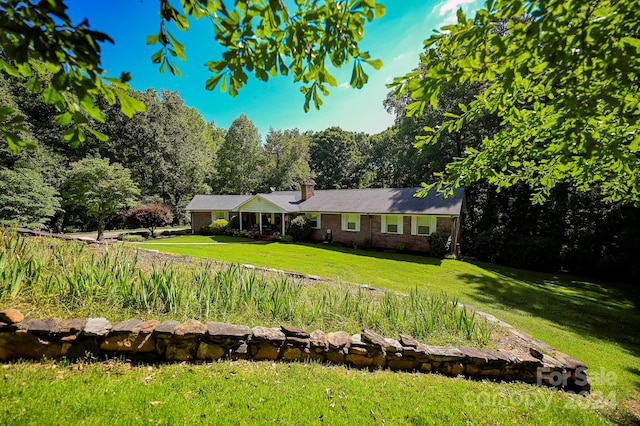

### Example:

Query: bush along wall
xmin=0 ymin=309 xmax=589 ymax=393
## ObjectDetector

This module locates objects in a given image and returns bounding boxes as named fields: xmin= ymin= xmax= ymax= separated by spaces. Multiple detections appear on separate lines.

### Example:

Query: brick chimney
xmin=301 ymin=182 xmax=315 ymax=201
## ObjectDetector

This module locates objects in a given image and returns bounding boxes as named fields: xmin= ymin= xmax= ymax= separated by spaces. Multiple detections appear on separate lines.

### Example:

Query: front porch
xmin=239 ymin=212 xmax=292 ymax=236
xmin=235 ymin=193 xmax=299 ymax=236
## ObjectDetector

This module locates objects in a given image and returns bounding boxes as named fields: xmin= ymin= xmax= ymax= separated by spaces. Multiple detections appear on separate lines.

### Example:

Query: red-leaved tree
xmin=122 ymin=204 xmax=174 ymax=237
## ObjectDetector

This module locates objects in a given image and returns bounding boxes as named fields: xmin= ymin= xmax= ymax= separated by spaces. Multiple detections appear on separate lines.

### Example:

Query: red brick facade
xmin=191 ymin=212 xmax=212 ymax=233
xmin=310 ymin=214 xmax=455 ymax=253
xmin=193 ymin=210 xmax=456 ymax=254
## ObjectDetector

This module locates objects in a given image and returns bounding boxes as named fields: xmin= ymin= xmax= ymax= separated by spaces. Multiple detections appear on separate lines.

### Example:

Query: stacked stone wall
xmin=0 ymin=309 xmax=589 ymax=393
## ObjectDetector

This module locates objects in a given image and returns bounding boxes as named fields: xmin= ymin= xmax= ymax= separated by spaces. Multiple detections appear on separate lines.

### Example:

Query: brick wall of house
xmin=310 ymin=214 xmax=369 ymax=244
xmin=370 ymin=216 xmax=430 ymax=252
xmin=310 ymin=214 xmax=456 ymax=253
xmin=436 ymin=217 xmax=454 ymax=234
xmin=191 ymin=212 xmax=212 ymax=234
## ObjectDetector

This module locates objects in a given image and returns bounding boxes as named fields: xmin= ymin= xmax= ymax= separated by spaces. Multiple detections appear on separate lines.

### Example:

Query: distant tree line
xmin=1 ymin=69 xmax=638 ymax=282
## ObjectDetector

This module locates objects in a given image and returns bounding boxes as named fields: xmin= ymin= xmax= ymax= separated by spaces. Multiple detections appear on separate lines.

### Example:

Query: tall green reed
xmin=0 ymin=229 xmax=492 ymax=346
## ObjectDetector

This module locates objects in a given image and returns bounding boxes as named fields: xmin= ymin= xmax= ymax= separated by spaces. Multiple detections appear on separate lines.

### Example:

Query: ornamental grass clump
xmin=0 ymin=229 xmax=491 ymax=346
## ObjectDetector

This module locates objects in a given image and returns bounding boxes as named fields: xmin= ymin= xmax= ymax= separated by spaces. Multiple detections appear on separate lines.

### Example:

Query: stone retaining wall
xmin=0 ymin=309 xmax=589 ymax=393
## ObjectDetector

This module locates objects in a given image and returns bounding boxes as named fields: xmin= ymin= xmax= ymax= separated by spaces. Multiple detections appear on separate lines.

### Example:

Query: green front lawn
xmin=136 ymin=237 xmax=640 ymax=404
xmin=2 ymin=361 xmax=613 ymax=425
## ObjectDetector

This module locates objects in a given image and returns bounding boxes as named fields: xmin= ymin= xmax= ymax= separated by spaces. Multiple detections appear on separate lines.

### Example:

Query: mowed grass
xmin=135 ymin=238 xmax=640 ymax=413
xmin=1 ymin=360 xmax=620 ymax=425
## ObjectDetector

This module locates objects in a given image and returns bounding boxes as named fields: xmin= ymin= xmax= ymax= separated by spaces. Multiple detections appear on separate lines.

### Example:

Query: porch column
xmin=259 ymin=213 xmax=263 ymax=235
xmin=281 ymin=213 xmax=285 ymax=235
xmin=239 ymin=211 xmax=243 ymax=231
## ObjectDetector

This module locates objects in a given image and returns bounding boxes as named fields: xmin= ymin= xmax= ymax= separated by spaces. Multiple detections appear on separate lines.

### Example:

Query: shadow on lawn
xmin=627 ymin=367 xmax=640 ymax=389
xmin=458 ymin=260 xmax=640 ymax=357
xmin=303 ymin=242 xmax=444 ymax=267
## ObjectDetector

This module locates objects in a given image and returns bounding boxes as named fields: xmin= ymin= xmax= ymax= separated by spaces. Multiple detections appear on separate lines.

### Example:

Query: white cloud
xmin=392 ymin=53 xmax=409 ymax=63
xmin=339 ymin=82 xmax=350 ymax=89
xmin=431 ymin=0 xmax=483 ymax=29
xmin=438 ymin=0 xmax=477 ymax=16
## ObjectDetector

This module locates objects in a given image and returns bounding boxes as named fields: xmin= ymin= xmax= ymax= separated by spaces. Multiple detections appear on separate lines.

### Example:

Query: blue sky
xmin=66 ymin=0 xmax=484 ymax=138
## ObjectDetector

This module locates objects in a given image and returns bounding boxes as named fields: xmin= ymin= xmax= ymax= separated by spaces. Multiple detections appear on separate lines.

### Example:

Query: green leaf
xmin=365 ymin=58 xmax=383 ymax=70
xmin=62 ymin=125 xmax=85 ymax=144
xmin=205 ymin=74 xmax=225 ymax=91
xmin=115 ymin=91 xmax=145 ymax=118
xmin=55 ymin=111 xmax=73 ymax=126
xmin=323 ymin=70 xmax=337 ymax=86
xmin=151 ymin=49 xmax=164 ymax=64
xmin=86 ymin=126 xmax=109 ymax=142
xmin=146 ymin=34 xmax=160 ymax=45
xmin=16 ymin=62 xmax=32 ymax=77
xmin=42 ymin=87 xmax=64 ymax=105
xmin=80 ymin=97 xmax=105 ymax=122
xmin=0 ymin=59 xmax=19 ymax=77
xmin=168 ymin=32 xmax=187 ymax=61
xmin=621 ymin=37 xmax=640 ymax=51
xmin=220 ymin=75 xmax=227 ymax=93
xmin=174 ymin=13 xmax=189 ymax=30
xmin=429 ymin=92 xmax=439 ymax=110
xmin=27 ymin=75 xmax=41 ymax=92
xmin=104 ymin=77 xmax=129 ymax=89
xmin=73 ymin=111 xmax=88 ymax=125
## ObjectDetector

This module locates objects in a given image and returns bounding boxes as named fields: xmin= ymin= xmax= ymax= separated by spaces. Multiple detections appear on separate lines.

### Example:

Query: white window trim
xmin=381 ymin=215 xmax=404 ymax=234
xmin=305 ymin=212 xmax=321 ymax=230
xmin=212 ymin=210 xmax=229 ymax=221
xmin=341 ymin=214 xmax=360 ymax=232
xmin=411 ymin=215 xmax=437 ymax=236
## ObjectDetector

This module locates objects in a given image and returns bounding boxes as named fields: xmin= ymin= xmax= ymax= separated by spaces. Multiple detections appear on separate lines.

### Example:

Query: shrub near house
xmin=200 ymin=219 xmax=229 ymax=235
xmin=288 ymin=216 xmax=313 ymax=241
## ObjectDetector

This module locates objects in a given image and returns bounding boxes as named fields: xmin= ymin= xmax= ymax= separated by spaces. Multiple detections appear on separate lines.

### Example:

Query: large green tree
xmin=309 ymin=127 xmax=364 ymax=189
xmin=63 ymin=158 xmax=139 ymax=240
xmin=0 ymin=167 xmax=59 ymax=229
xmin=0 ymin=0 xmax=384 ymax=151
xmin=370 ymin=83 xmax=501 ymax=189
xmin=97 ymin=89 xmax=221 ymax=220
xmin=263 ymin=129 xmax=313 ymax=191
xmin=213 ymin=114 xmax=264 ymax=194
xmin=391 ymin=0 xmax=640 ymax=205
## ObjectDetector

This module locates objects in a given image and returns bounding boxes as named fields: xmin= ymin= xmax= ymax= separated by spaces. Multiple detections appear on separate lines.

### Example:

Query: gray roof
xmin=185 ymin=194 xmax=252 ymax=211
xmin=186 ymin=187 xmax=464 ymax=216
xmin=301 ymin=187 xmax=464 ymax=215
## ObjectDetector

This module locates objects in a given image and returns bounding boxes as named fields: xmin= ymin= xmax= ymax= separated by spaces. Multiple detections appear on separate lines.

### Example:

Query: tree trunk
xmin=96 ymin=215 xmax=105 ymax=241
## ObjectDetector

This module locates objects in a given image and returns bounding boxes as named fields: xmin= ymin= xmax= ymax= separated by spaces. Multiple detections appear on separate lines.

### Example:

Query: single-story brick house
xmin=185 ymin=184 xmax=465 ymax=254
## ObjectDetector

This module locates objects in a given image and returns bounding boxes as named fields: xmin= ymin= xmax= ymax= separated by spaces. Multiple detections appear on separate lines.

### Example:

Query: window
xmin=341 ymin=214 xmax=360 ymax=232
xmin=381 ymin=215 xmax=403 ymax=234
xmin=305 ymin=213 xmax=321 ymax=229
xmin=213 ymin=211 xmax=228 ymax=221
xmin=411 ymin=216 xmax=436 ymax=236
